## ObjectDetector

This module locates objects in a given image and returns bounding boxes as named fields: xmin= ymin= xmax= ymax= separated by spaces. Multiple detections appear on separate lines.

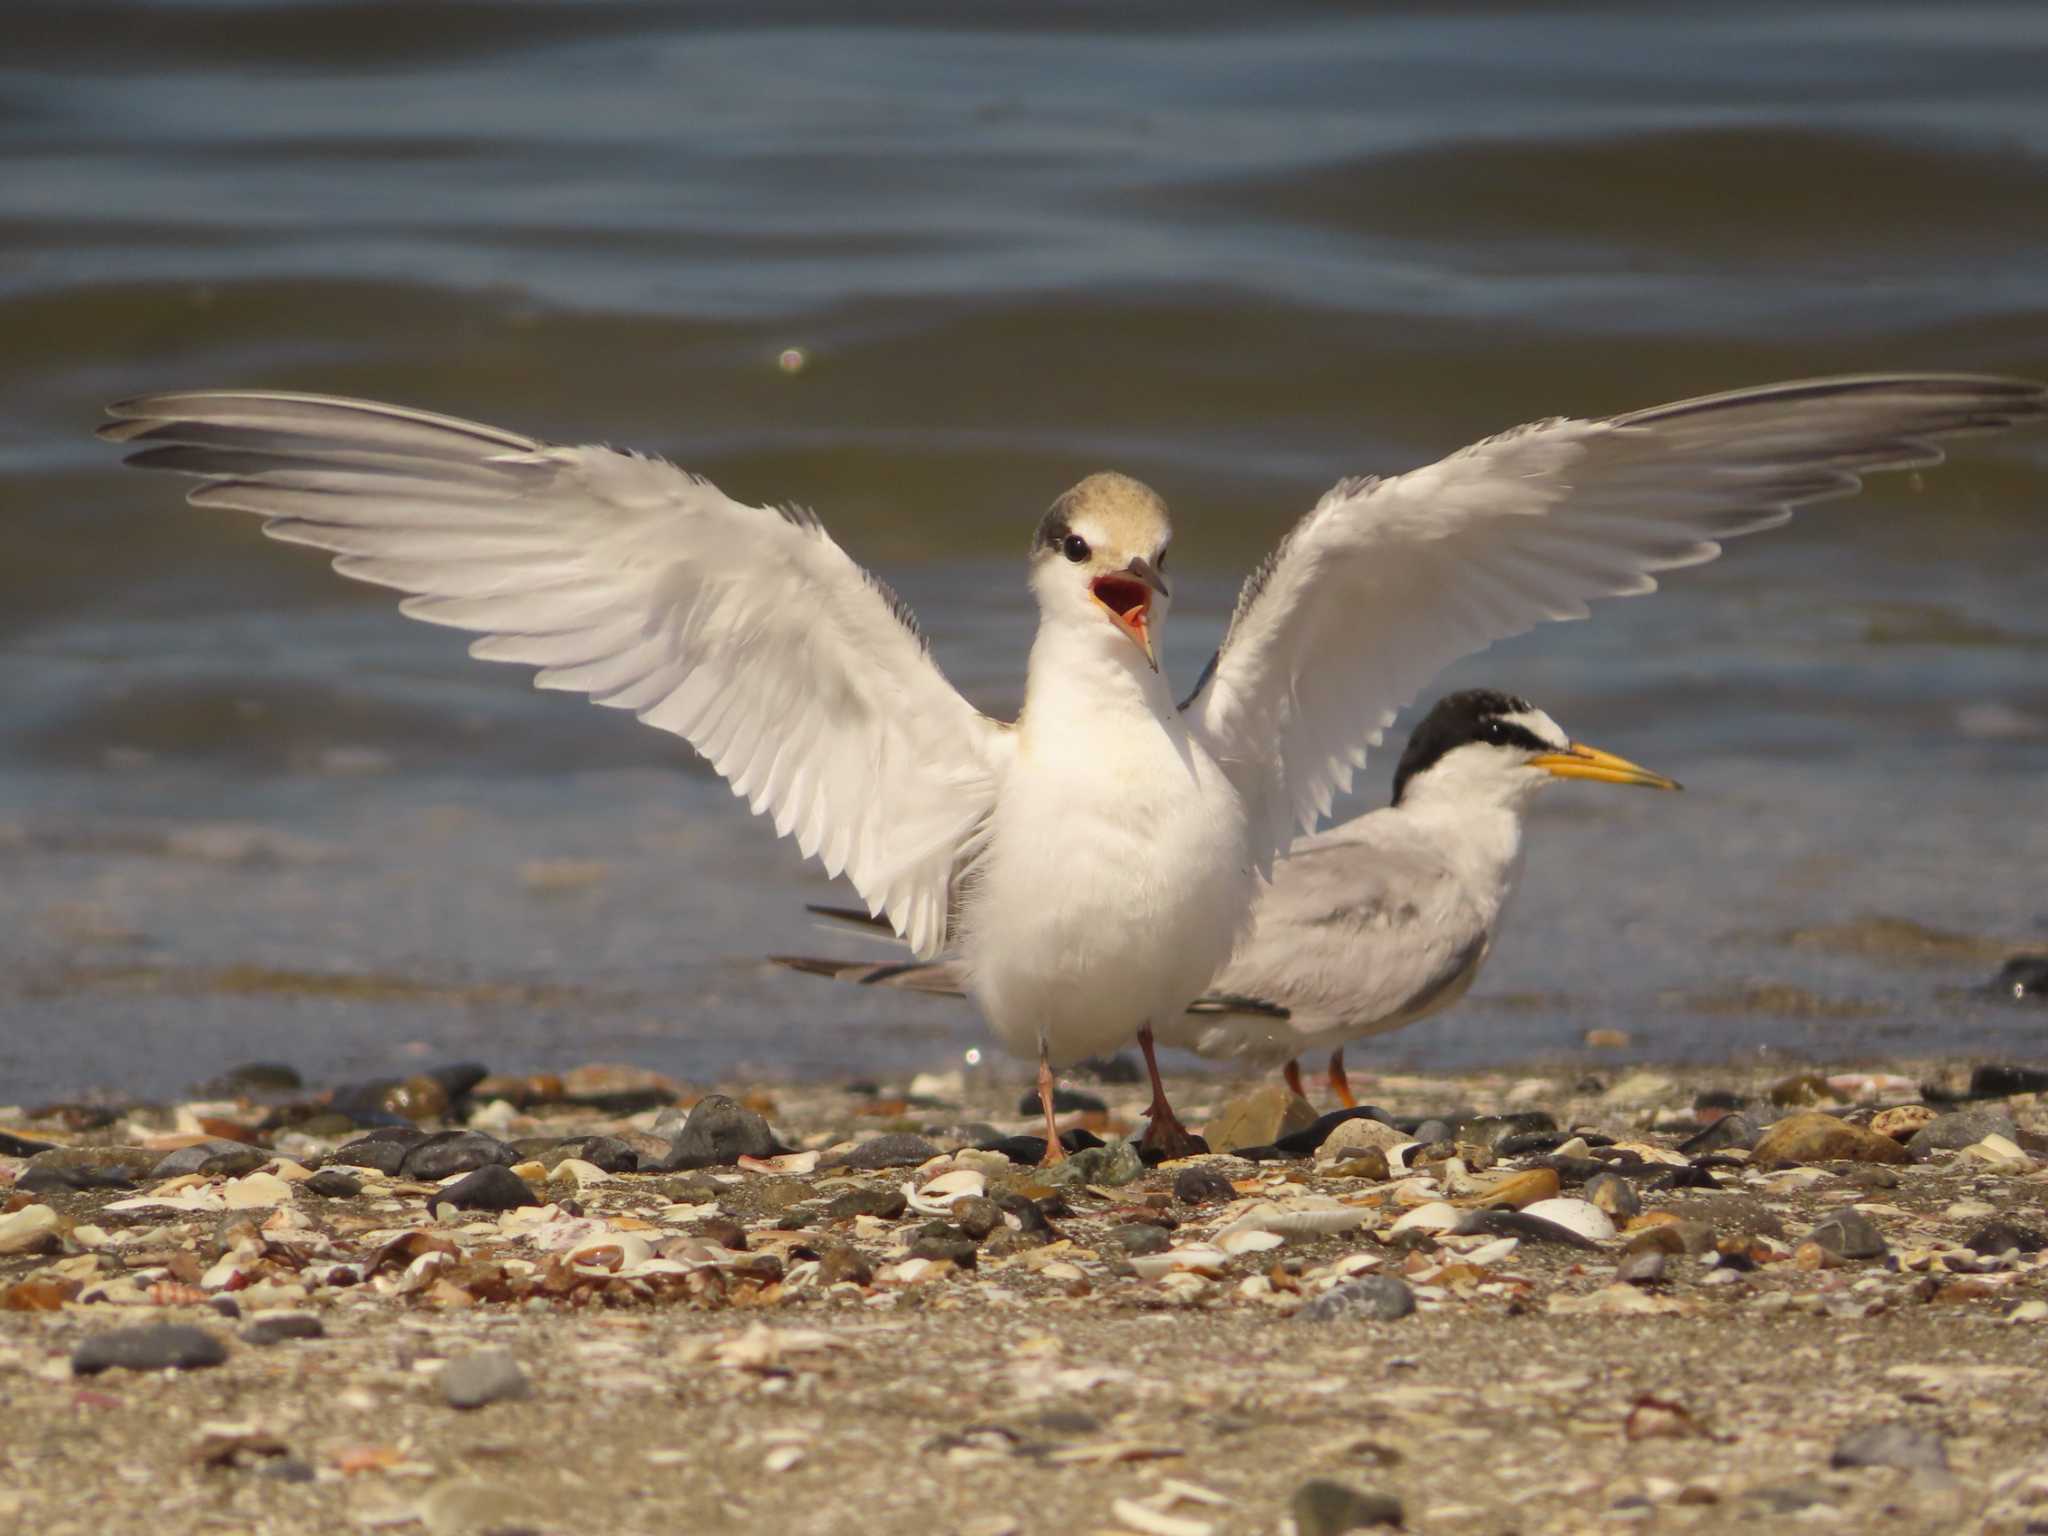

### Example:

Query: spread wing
xmin=1181 ymin=374 xmax=2046 ymax=858
xmin=102 ymin=391 xmax=1013 ymax=958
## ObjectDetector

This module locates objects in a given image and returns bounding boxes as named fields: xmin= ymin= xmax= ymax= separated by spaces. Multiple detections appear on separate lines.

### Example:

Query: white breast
xmin=960 ymin=649 xmax=1254 ymax=1065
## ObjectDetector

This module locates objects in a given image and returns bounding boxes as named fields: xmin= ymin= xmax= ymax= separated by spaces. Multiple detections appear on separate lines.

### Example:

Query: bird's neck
xmin=1019 ymin=618 xmax=1177 ymax=733
xmin=1385 ymin=777 xmax=1532 ymax=892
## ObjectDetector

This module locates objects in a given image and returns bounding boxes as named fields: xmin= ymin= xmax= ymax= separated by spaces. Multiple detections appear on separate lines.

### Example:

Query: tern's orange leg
xmin=1282 ymin=1057 xmax=1307 ymax=1101
xmin=1326 ymin=1049 xmax=1358 ymax=1109
xmin=1136 ymin=1024 xmax=1205 ymax=1160
xmin=1035 ymin=1043 xmax=1066 ymax=1166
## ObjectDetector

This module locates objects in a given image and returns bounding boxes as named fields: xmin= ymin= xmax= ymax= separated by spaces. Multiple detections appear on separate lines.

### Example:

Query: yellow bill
xmin=1528 ymin=741 xmax=1681 ymax=792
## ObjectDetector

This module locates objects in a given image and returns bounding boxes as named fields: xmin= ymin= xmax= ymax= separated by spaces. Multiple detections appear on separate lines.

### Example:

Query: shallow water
xmin=2 ymin=1 xmax=2046 ymax=1102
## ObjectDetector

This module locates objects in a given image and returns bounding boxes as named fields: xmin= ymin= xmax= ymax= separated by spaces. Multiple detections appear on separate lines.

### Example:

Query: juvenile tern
xmin=778 ymin=689 xmax=1676 ymax=1110
xmin=100 ymin=374 xmax=2044 ymax=1162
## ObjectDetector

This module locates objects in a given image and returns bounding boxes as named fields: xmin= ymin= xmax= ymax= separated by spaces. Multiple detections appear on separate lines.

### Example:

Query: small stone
xmin=1905 ymin=1107 xmax=2018 ymax=1162
xmin=1202 ymin=1083 xmax=1317 ymax=1155
xmin=1830 ymin=1423 xmax=1949 ymax=1474
xmin=0 ymin=1204 xmax=61 ymax=1255
xmin=661 ymin=1094 xmax=783 ymax=1170
xmin=1965 ymin=1220 xmax=2047 ymax=1256
xmin=241 ymin=1313 xmax=326 ymax=1346
xmin=438 ymin=1348 xmax=531 ymax=1409
xmin=1039 ymin=1140 xmax=1145 ymax=1188
xmin=831 ymin=1133 xmax=941 ymax=1170
xmin=1615 ymin=1250 xmax=1668 ymax=1286
xmin=1752 ymin=1112 xmax=1908 ymax=1168
xmin=1173 ymin=1166 xmax=1238 ymax=1205
xmin=1806 ymin=1209 xmax=1887 ymax=1261
xmin=1624 ymin=1218 xmax=1717 ymax=1258
xmin=820 ymin=1185 xmax=909 ymax=1222
xmin=302 ymin=1168 xmax=362 ymax=1199
xmin=399 ymin=1131 xmax=518 ymax=1181
xmin=1299 ymin=1275 xmax=1416 ymax=1323
xmin=1326 ymin=1151 xmax=1391 ymax=1182
xmin=1316 ymin=1118 xmax=1407 ymax=1159
xmin=816 ymin=1245 xmax=873 ymax=1286
xmin=334 ymin=1130 xmax=427 ymax=1175
xmin=952 ymin=1197 xmax=1004 ymax=1241
xmin=1455 ymin=1111 xmax=1557 ymax=1151
xmin=550 ymin=1135 xmax=640 ymax=1174
xmin=15 ymin=1164 xmax=135 ymax=1195
xmin=1585 ymin=1172 xmax=1642 ymax=1221
xmin=1970 ymin=1061 xmax=2048 ymax=1092
xmin=73 ymin=1324 xmax=228 ymax=1375
xmin=1291 ymin=1478 xmax=1404 ymax=1534
xmin=431 ymin=1165 xmax=538 ymax=1213
xmin=1679 ymin=1113 xmax=1762 ymax=1154
xmin=1870 ymin=1104 xmax=1935 ymax=1141
xmin=908 ymin=1226 xmax=978 ymax=1268
xmin=1108 ymin=1223 xmax=1173 ymax=1256
xmin=194 ymin=1061 xmax=304 ymax=1097
xmin=1767 ymin=1072 xmax=1836 ymax=1107
xmin=150 ymin=1140 xmax=267 ymax=1179
xmin=419 ymin=1480 xmax=540 ymax=1536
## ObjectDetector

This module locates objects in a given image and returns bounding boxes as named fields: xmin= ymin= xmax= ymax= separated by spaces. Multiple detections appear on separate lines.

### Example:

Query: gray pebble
xmin=241 ymin=1313 xmax=326 ymax=1346
xmin=303 ymin=1168 xmax=363 ymax=1199
xmin=660 ymin=1094 xmax=782 ymax=1170
xmin=1172 ymin=1166 xmax=1237 ymax=1205
xmin=1831 ymin=1422 xmax=1949 ymax=1474
xmin=830 ymin=1133 xmax=941 ymax=1170
xmin=1614 ymin=1250 xmax=1668 ymax=1286
xmin=1807 ymin=1208 xmax=1887 ymax=1261
xmin=150 ymin=1140 xmax=267 ymax=1179
xmin=1584 ymin=1171 xmax=1642 ymax=1221
xmin=73 ymin=1324 xmax=229 ymax=1375
xmin=1107 ymin=1222 xmax=1172 ymax=1256
xmin=1906 ymin=1108 xmax=2018 ymax=1162
xmin=431 ymin=1165 xmax=538 ymax=1214
xmin=439 ymin=1348 xmax=531 ymax=1409
xmin=399 ymin=1131 xmax=518 ymax=1181
xmin=818 ymin=1185 xmax=908 ymax=1222
xmin=1299 ymin=1275 xmax=1416 ymax=1323
xmin=1291 ymin=1478 xmax=1404 ymax=1534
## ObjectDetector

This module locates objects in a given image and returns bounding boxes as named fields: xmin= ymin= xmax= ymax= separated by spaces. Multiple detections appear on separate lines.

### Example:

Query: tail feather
xmin=770 ymin=954 xmax=968 ymax=997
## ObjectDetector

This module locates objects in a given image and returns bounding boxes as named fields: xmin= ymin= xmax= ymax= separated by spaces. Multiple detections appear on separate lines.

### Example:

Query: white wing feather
xmin=1182 ymin=374 xmax=2046 ymax=857
xmin=102 ymin=391 xmax=1012 ymax=959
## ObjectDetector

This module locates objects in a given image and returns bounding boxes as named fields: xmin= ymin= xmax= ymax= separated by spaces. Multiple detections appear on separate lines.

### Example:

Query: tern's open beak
xmin=1528 ymin=741 xmax=1681 ymax=792
xmin=1090 ymin=559 xmax=1166 ymax=671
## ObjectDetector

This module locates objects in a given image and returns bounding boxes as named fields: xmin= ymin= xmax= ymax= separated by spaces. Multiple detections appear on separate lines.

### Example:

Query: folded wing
xmin=1181 ymin=374 xmax=2045 ymax=860
xmin=103 ymin=391 xmax=1012 ymax=958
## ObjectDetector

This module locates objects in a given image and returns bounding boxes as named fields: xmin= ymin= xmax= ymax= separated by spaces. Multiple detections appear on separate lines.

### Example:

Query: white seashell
xmin=1967 ymin=1134 xmax=2033 ymax=1171
xmin=1219 ymin=1198 xmax=1366 ymax=1241
xmin=569 ymin=1233 xmax=653 ymax=1272
xmin=763 ymin=1445 xmax=806 ymax=1473
xmin=739 ymin=1150 xmax=819 ymax=1175
xmin=1218 ymin=1229 xmax=1286 ymax=1256
xmin=1521 ymin=1197 xmax=1616 ymax=1242
xmin=950 ymin=1149 xmax=1012 ymax=1176
xmin=552 ymin=1157 xmax=611 ymax=1187
xmin=1127 ymin=1244 xmax=1229 ymax=1280
xmin=905 ymin=1168 xmax=986 ymax=1215
xmin=1037 ymin=1261 xmax=1086 ymax=1283
xmin=1461 ymin=1236 xmax=1520 ymax=1267
xmin=1388 ymin=1201 xmax=1462 ymax=1236
xmin=1110 ymin=1497 xmax=1214 ymax=1536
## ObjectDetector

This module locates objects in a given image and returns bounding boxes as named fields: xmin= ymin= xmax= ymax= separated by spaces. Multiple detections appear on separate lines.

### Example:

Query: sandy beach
xmin=6 ymin=1055 xmax=2048 ymax=1535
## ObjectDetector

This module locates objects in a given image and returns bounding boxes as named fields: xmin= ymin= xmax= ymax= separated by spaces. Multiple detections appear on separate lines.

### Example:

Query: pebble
xmin=0 ymin=1203 xmax=61 ymax=1255
xmin=1291 ymin=1478 xmax=1404 ymax=1534
xmin=15 ymin=1164 xmax=135 ymax=1194
xmin=1108 ymin=1223 xmax=1174 ymax=1256
xmin=1172 ymin=1166 xmax=1238 ymax=1205
xmin=1970 ymin=1062 xmax=2048 ymax=1093
xmin=819 ymin=1185 xmax=909 ymax=1222
xmin=1615 ymin=1250 xmax=1668 ymax=1286
xmin=816 ymin=1245 xmax=873 ymax=1286
xmin=303 ymin=1168 xmax=363 ymax=1199
xmin=831 ymin=1133 xmax=941 ymax=1170
xmin=1039 ymin=1140 xmax=1145 ymax=1188
xmin=242 ymin=1313 xmax=326 ymax=1345
xmin=1870 ymin=1104 xmax=1936 ymax=1140
xmin=334 ymin=1130 xmax=427 ymax=1175
xmin=150 ymin=1140 xmax=267 ymax=1179
xmin=431 ymin=1165 xmax=538 ymax=1213
xmin=1752 ymin=1112 xmax=1908 ymax=1168
xmin=952 ymin=1197 xmax=1005 ymax=1241
xmin=1965 ymin=1220 xmax=2047 ymax=1256
xmin=439 ymin=1348 xmax=531 ymax=1409
xmin=1905 ymin=1107 xmax=2018 ymax=1162
xmin=1299 ymin=1275 xmax=1416 ymax=1323
xmin=661 ymin=1094 xmax=784 ymax=1169
xmin=72 ymin=1324 xmax=228 ymax=1375
xmin=1623 ymin=1218 xmax=1717 ymax=1258
xmin=1584 ymin=1171 xmax=1642 ymax=1221
xmin=1805 ymin=1209 xmax=1888 ymax=1261
xmin=419 ymin=1480 xmax=541 ymax=1536
xmin=400 ymin=1131 xmax=518 ymax=1181
xmin=1830 ymin=1423 xmax=1949 ymax=1474
xmin=1456 ymin=1110 xmax=1557 ymax=1151
xmin=1201 ymin=1083 xmax=1317 ymax=1154
xmin=1679 ymin=1112 xmax=1762 ymax=1154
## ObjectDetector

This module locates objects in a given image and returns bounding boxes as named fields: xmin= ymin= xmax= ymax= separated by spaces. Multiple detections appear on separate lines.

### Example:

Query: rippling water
xmin=3 ymin=1 xmax=2046 ymax=1102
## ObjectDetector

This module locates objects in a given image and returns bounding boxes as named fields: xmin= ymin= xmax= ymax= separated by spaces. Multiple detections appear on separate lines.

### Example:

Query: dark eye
xmin=1062 ymin=534 xmax=1090 ymax=563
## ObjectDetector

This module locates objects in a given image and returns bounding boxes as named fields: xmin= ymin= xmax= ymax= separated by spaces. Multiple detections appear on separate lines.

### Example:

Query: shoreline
xmin=5 ymin=1056 xmax=2048 ymax=1534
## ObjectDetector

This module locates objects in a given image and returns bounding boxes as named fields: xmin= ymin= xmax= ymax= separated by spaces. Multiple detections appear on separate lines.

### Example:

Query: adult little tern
xmin=776 ymin=689 xmax=1677 ymax=1113
xmin=100 ymin=374 xmax=2044 ymax=1162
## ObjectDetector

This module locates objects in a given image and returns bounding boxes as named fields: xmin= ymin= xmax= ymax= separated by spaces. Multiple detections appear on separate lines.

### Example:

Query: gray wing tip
xmin=1618 ymin=372 xmax=2048 ymax=429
